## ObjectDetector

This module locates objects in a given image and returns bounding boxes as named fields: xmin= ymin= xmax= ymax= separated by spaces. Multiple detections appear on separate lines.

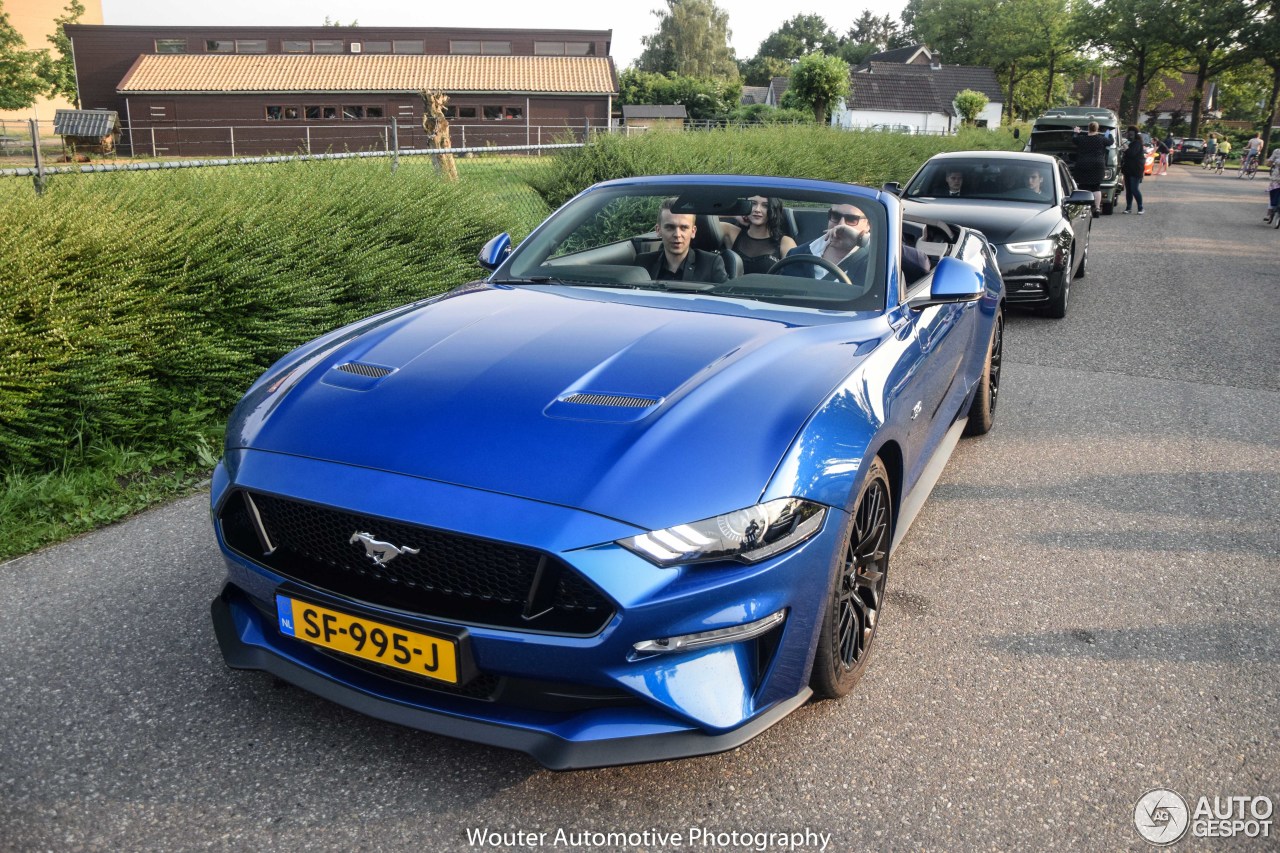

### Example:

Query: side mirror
xmin=1013 ymin=128 xmax=1021 ymax=140
xmin=909 ymin=256 xmax=984 ymax=310
xmin=881 ymin=181 xmax=902 ymax=196
xmin=477 ymin=233 xmax=512 ymax=270
xmin=1065 ymin=190 xmax=1095 ymax=206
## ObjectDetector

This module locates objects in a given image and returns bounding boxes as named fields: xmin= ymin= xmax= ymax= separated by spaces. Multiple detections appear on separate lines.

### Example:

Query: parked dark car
xmin=1172 ymin=137 xmax=1206 ymax=163
xmin=887 ymin=151 xmax=1093 ymax=318
xmin=1028 ymin=107 xmax=1122 ymax=214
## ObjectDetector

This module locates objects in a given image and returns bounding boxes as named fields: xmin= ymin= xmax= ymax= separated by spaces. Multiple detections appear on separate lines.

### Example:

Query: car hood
xmin=229 ymin=284 xmax=881 ymax=530
xmin=901 ymin=198 xmax=1063 ymax=245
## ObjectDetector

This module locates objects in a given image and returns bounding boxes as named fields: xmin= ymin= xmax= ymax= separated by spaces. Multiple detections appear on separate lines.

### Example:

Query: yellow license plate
xmin=276 ymin=595 xmax=459 ymax=684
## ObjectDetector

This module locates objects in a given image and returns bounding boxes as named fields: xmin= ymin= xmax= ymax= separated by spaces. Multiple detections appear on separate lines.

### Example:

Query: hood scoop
xmin=322 ymin=362 xmax=397 ymax=391
xmin=545 ymin=391 xmax=663 ymax=423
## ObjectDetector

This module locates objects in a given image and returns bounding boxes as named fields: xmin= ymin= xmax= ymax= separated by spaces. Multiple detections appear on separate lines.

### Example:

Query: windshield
xmin=904 ymin=158 xmax=1056 ymax=204
xmin=499 ymin=181 xmax=887 ymax=312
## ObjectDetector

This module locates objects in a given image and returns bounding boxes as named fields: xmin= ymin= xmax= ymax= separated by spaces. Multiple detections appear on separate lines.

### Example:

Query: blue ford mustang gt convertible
xmin=210 ymin=175 xmax=1005 ymax=769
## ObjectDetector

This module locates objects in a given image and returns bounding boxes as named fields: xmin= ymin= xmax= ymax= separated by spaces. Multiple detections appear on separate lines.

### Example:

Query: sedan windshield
xmin=905 ymin=159 xmax=1056 ymax=205
xmin=500 ymin=182 xmax=887 ymax=312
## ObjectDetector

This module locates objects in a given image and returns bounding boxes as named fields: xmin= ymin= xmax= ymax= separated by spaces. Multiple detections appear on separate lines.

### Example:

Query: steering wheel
xmin=766 ymin=254 xmax=853 ymax=285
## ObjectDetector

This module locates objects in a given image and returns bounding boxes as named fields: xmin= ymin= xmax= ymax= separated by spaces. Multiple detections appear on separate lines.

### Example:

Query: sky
xmin=99 ymin=1 xmax=912 ymax=69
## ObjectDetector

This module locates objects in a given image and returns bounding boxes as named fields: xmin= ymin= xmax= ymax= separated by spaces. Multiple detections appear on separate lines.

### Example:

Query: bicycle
xmin=1238 ymin=152 xmax=1259 ymax=179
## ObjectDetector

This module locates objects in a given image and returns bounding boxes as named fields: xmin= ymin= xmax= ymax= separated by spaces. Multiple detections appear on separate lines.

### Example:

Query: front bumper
xmin=994 ymin=250 xmax=1067 ymax=305
xmin=209 ymin=450 xmax=843 ymax=768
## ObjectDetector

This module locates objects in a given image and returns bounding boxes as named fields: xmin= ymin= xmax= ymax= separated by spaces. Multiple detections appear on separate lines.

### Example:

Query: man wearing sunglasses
xmin=781 ymin=203 xmax=872 ymax=283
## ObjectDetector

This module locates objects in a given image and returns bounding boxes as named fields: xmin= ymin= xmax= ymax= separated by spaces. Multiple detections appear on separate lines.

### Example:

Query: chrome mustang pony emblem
xmin=349 ymin=531 xmax=420 ymax=566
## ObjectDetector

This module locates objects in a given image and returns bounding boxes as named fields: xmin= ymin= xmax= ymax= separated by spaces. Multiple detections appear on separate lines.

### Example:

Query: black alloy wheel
xmin=810 ymin=458 xmax=892 ymax=699
xmin=963 ymin=308 xmax=1002 ymax=436
xmin=1046 ymin=246 xmax=1072 ymax=319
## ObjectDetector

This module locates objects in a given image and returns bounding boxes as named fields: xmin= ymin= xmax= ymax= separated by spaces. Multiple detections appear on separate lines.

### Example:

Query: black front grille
xmin=220 ymin=490 xmax=613 ymax=635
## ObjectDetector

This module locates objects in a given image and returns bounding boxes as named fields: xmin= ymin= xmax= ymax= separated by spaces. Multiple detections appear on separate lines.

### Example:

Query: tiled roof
xmin=117 ymin=54 xmax=617 ymax=95
xmin=854 ymin=44 xmax=932 ymax=71
xmin=850 ymin=73 xmax=953 ymax=115
xmin=621 ymin=104 xmax=686 ymax=119
xmin=740 ymin=86 xmax=769 ymax=106
xmin=1072 ymin=71 xmax=1211 ymax=115
xmin=53 ymin=109 xmax=120 ymax=137
xmin=862 ymin=63 xmax=1003 ymax=103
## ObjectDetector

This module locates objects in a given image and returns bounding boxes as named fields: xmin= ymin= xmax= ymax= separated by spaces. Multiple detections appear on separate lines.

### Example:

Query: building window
xmin=236 ymin=40 xmax=267 ymax=54
xmin=155 ymin=39 xmax=186 ymax=54
xmin=484 ymin=106 xmax=523 ymax=121
xmin=366 ymin=106 xmax=384 ymax=118
xmin=535 ymin=41 xmax=595 ymax=56
xmin=393 ymin=40 xmax=425 ymax=54
xmin=450 ymin=40 xmax=480 ymax=54
xmin=444 ymin=106 xmax=477 ymax=119
xmin=305 ymin=106 xmax=339 ymax=120
xmin=266 ymin=106 xmax=283 ymax=120
xmin=313 ymin=39 xmax=344 ymax=54
xmin=482 ymin=41 xmax=511 ymax=55
xmin=343 ymin=106 xmax=365 ymax=120
xmin=205 ymin=39 xmax=234 ymax=53
xmin=285 ymin=107 xmax=300 ymax=119
xmin=282 ymin=40 xmax=310 ymax=53
xmin=363 ymin=40 xmax=391 ymax=54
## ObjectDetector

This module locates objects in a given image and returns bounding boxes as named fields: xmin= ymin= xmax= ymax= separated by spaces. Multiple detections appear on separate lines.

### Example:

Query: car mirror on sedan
xmin=908 ymin=256 xmax=985 ymax=310
xmin=478 ymin=233 xmax=513 ymax=270
xmin=1065 ymin=190 xmax=1095 ymax=207
xmin=881 ymin=182 xmax=903 ymax=196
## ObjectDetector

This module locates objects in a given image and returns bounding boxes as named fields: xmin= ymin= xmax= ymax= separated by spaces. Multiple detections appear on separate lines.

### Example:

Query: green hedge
xmin=531 ymin=125 xmax=1022 ymax=208
xmin=0 ymin=158 xmax=543 ymax=474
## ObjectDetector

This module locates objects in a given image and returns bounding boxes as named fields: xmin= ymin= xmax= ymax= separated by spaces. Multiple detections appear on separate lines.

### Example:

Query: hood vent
xmin=336 ymin=362 xmax=393 ymax=378
xmin=562 ymin=393 xmax=658 ymax=408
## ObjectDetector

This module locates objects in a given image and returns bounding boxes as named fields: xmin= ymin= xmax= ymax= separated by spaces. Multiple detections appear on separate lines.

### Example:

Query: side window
xmin=1058 ymin=163 xmax=1075 ymax=194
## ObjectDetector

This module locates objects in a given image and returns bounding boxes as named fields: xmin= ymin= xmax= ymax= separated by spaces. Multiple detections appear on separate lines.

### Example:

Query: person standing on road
xmin=1072 ymin=121 xmax=1110 ymax=215
xmin=1265 ymin=147 xmax=1280 ymax=223
xmin=1156 ymin=136 xmax=1171 ymax=175
xmin=1121 ymin=126 xmax=1146 ymax=214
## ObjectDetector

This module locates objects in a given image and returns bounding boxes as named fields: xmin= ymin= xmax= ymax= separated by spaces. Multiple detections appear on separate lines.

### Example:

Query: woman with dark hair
xmin=721 ymin=195 xmax=798 ymax=274
xmin=1120 ymin=125 xmax=1146 ymax=214
xmin=1071 ymin=120 xmax=1110 ymax=216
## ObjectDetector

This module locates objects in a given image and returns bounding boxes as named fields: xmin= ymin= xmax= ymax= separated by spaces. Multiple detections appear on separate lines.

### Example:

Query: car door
xmin=1058 ymin=161 xmax=1091 ymax=248
xmin=888 ymin=234 xmax=980 ymax=498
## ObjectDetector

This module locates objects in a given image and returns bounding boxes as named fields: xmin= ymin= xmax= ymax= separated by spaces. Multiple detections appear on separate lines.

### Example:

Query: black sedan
xmin=887 ymin=151 xmax=1093 ymax=318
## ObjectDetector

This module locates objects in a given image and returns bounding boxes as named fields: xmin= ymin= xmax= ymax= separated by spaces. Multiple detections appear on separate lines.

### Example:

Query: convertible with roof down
xmin=210 ymin=174 xmax=1005 ymax=769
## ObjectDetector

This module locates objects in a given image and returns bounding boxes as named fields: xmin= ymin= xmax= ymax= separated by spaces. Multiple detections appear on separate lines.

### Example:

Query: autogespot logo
xmin=1135 ymin=789 xmax=1190 ymax=846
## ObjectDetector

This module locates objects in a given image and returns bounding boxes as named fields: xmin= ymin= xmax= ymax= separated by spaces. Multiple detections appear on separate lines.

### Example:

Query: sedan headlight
xmin=1003 ymin=239 xmax=1055 ymax=258
xmin=617 ymin=498 xmax=826 ymax=567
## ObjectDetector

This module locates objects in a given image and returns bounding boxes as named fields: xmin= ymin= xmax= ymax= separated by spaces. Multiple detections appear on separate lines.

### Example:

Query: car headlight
xmin=1003 ymin=239 xmax=1055 ymax=258
xmin=617 ymin=498 xmax=826 ymax=567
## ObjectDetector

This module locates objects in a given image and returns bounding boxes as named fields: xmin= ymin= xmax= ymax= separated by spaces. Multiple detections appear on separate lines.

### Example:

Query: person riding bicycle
xmin=1240 ymin=133 xmax=1264 ymax=177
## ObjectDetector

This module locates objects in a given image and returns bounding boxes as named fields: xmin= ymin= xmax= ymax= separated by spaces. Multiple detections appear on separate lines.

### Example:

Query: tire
xmin=1045 ymin=246 xmax=1071 ymax=319
xmin=810 ymin=458 xmax=892 ymax=700
xmin=963 ymin=307 xmax=1002 ymax=436
xmin=1102 ymin=198 xmax=1114 ymax=215
xmin=1073 ymin=229 xmax=1089 ymax=279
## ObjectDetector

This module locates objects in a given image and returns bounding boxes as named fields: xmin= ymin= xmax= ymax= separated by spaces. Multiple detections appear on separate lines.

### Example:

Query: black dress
xmin=732 ymin=230 xmax=783 ymax=275
xmin=1071 ymin=132 xmax=1108 ymax=191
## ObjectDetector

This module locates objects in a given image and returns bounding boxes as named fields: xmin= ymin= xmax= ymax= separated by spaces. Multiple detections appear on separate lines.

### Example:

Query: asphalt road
xmin=2 ymin=165 xmax=1277 ymax=852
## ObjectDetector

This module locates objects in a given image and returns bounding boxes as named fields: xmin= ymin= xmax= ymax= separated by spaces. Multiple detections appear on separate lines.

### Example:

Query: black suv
xmin=1028 ymin=107 xmax=1123 ymax=214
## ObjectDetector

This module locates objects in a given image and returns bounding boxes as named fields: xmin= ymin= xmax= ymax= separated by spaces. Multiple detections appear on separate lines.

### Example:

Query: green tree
xmin=42 ymin=0 xmax=83 ymax=107
xmin=1243 ymin=0 xmax=1280 ymax=140
xmin=0 ymin=2 xmax=48 ymax=111
xmin=618 ymin=69 xmax=740 ymax=120
xmin=787 ymin=52 xmax=850 ymax=123
xmin=1165 ymin=0 xmax=1253 ymax=137
xmin=738 ymin=55 xmax=791 ymax=87
xmin=755 ymin=14 xmax=839 ymax=61
xmin=954 ymin=88 xmax=989 ymax=124
xmin=845 ymin=11 xmax=904 ymax=53
xmin=635 ymin=0 xmax=738 ymax=80
xmin=1074 ymin=0 xmax=1188 ymax=125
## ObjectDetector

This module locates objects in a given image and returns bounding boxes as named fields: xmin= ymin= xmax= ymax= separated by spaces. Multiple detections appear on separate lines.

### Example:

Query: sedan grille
xmin=219 ymin=490 xmax=613 ymax=635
